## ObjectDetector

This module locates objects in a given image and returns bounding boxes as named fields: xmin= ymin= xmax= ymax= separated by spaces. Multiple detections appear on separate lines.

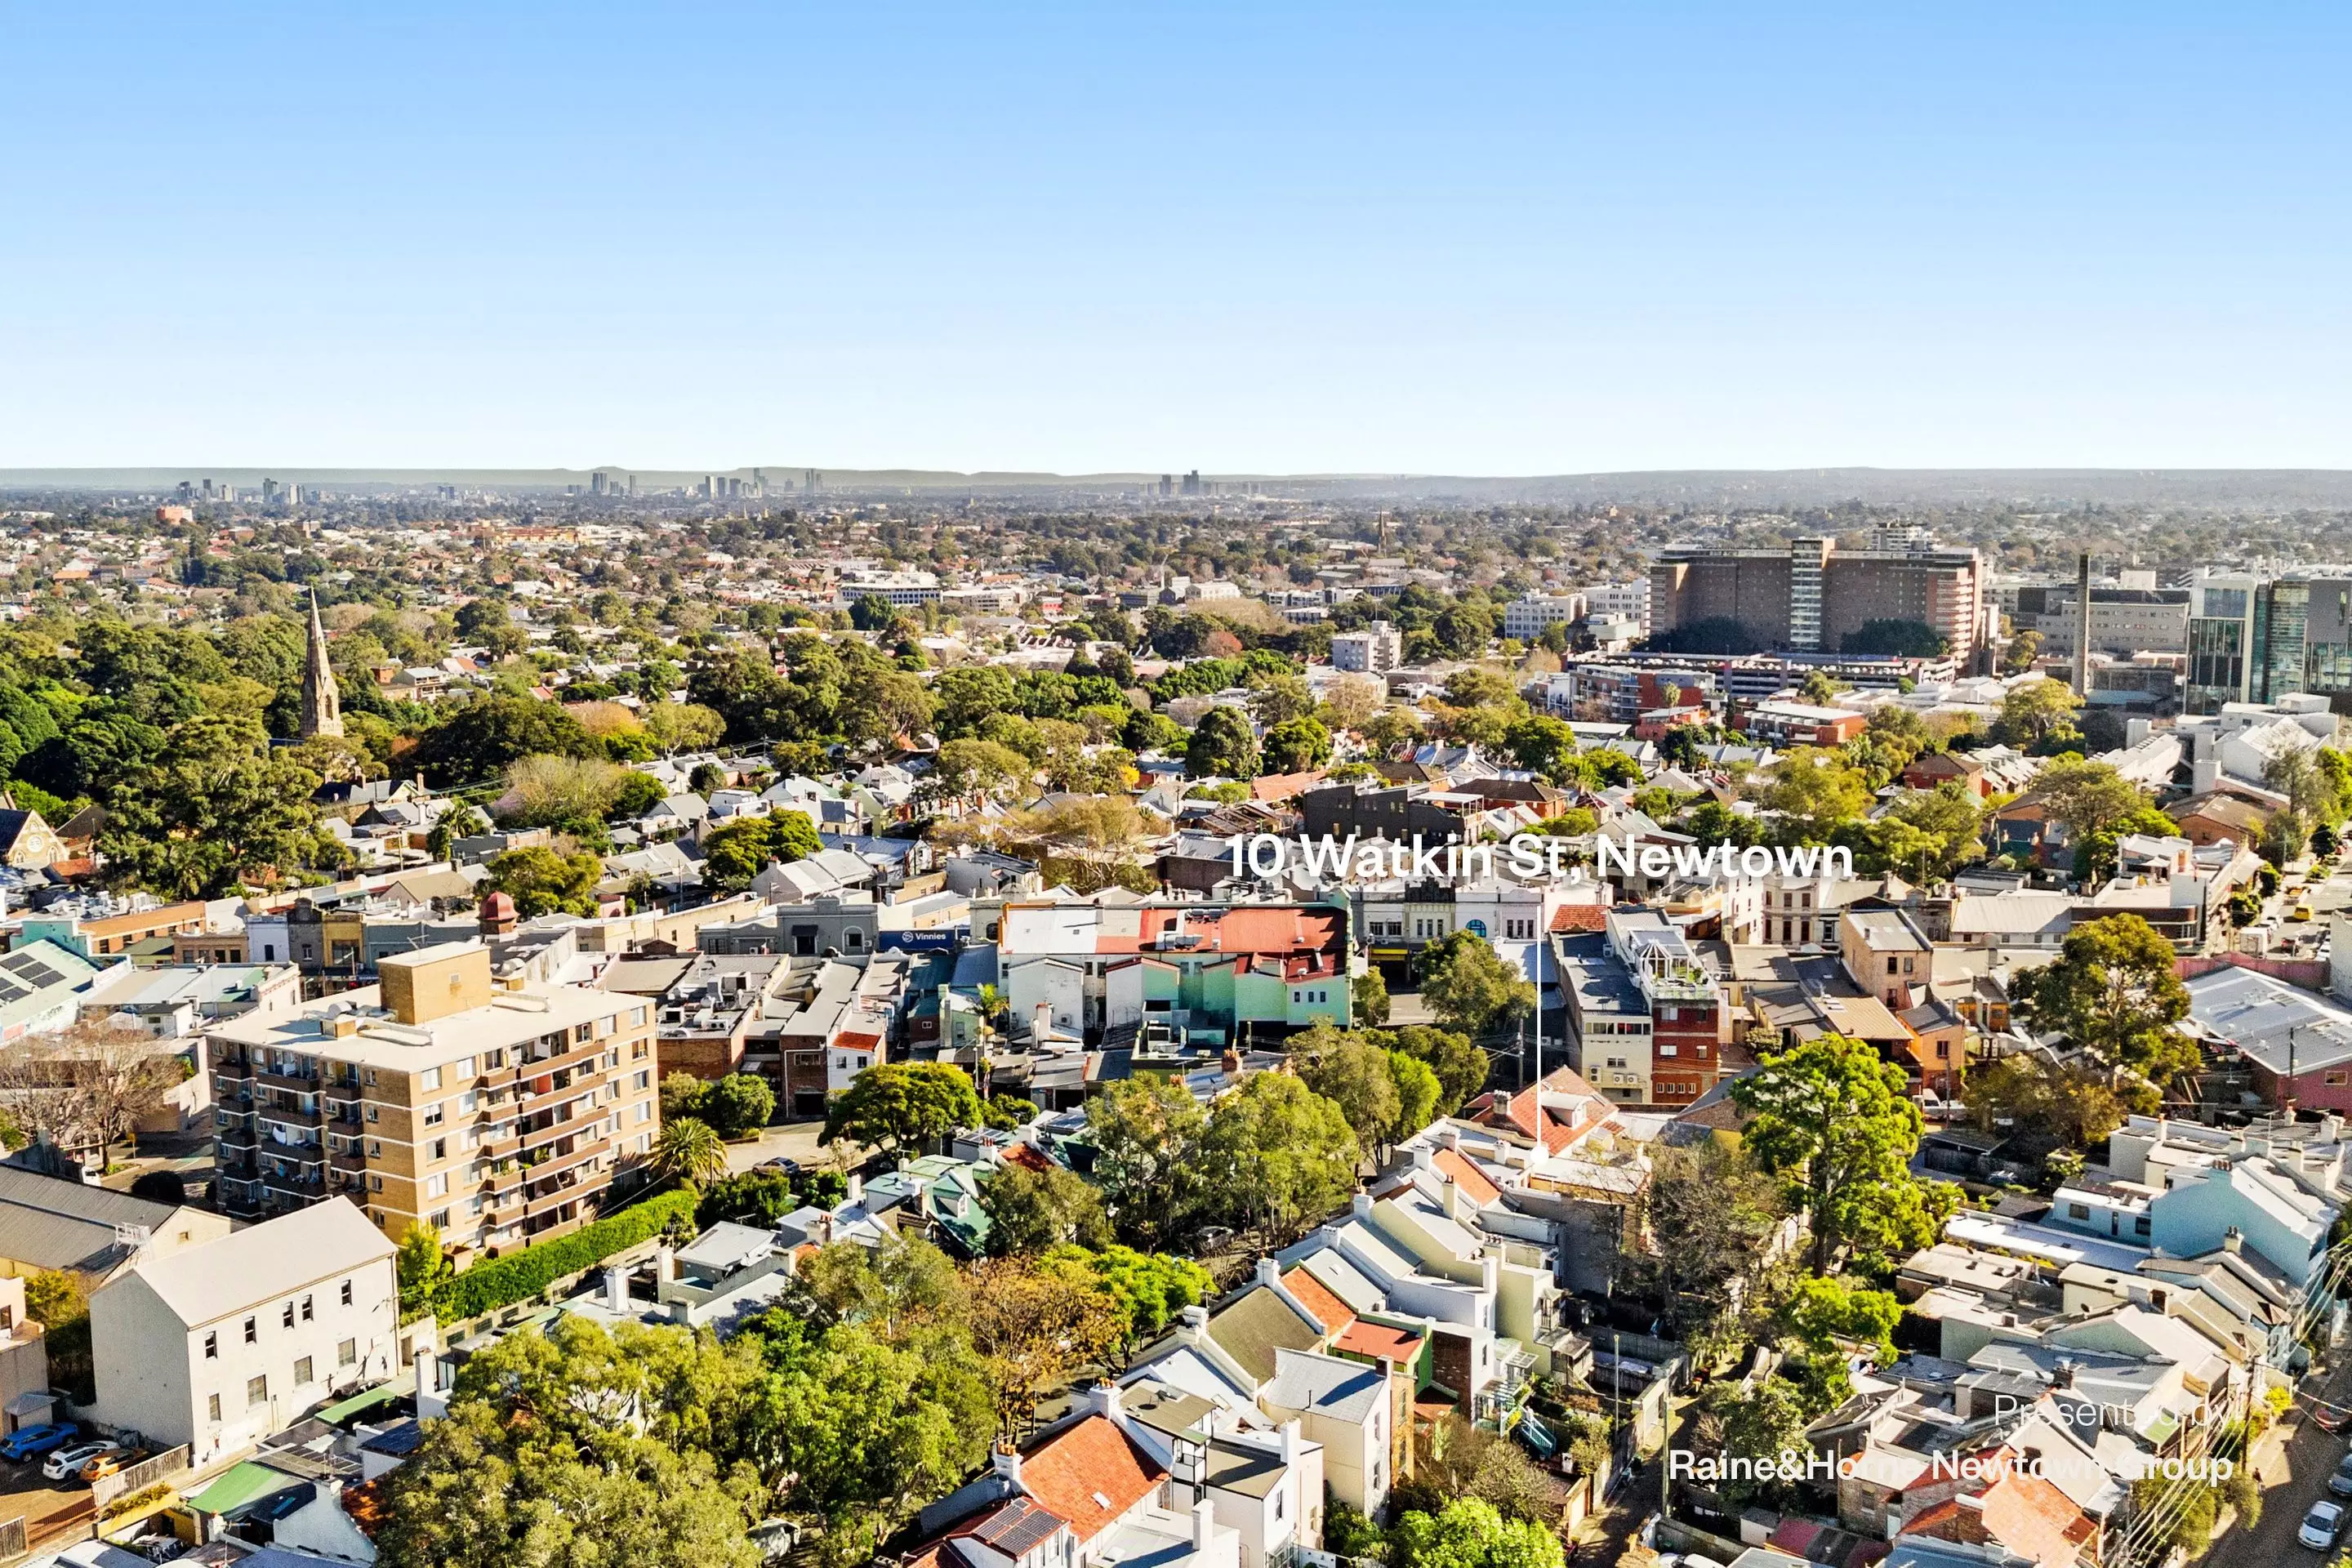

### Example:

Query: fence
xmin=2176 ymin=951 xmax=2332 ymax=990
xmin=91 ymin=1446 xmax=189 ymax=1513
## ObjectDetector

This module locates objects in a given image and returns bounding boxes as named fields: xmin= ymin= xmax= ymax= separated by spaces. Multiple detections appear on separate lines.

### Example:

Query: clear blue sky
xmin=6 ymin=3 xmax=2349 ymax=474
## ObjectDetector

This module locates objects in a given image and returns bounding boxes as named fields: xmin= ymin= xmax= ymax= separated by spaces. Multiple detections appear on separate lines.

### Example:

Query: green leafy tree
xmin=1197 ymin=1073 xmax=1361 ymax=1243
xmin=651 ymin=1117 xmax=728 ymax=1187
xmin=1755 ymin=746 xmax=1872 ymax=845
xmin=1389 ymin=1498 xmax=1563 ymax=1568
xmin=662 ymin=1071 xmax=711 ymax=1125
xmin=395 ymin=1221 xmax=451 ymax=1322
xmin=755 ymin=1321 xmax=996 ymax=1563
xmin=376 ymin=1400 xmax=763 ymax=1568
xmin=1388 ymin=1049 xmax=1442 ymax=1137
xmin=1621 ymin=1141 xmax=1788 ymax=1361
xmin=932 ymin=666 xmax=1019 ymax=741
xmin=700 ymin=808 xmax=821 ymax=889
xmin=1995 ymin=676 xmax=2085 ymax=751
xmin=1501 ymin=713 xmax=1579 ymax=782
xmin=409 ymin=696 xmax=600 ymax=786
xmin=980 ymin=1163 xmax=1114 ymax=1254
xmin=1419 ymin=931 xmax=1536 ymax=1039
xmin=1185 ymin=705 xmax=1260 ymax=779
xmin=480 ymin=844 xmax=603 ymax=917
xmin=1353 ymin=967 xmax=1392 ymax=1026
xmin=1389 ymin=1023 xmax=1489 ymax=1111
xmin=100 ymin=715 xmax=341 ymax=897
xmin=1261 ymin=715 xmax=1333 ymax=773
xmin=1963 ymin=1054 xmax=2150 ymax=1159
xmin=1869 ymin=782 xmax=1986 ymax=880
xmin=1842 ymin=619 xmax=1948 ymax=657
xmin=1778 ymin=1276 xmax=1901 ymax=1362
xmin=1061 ymin=1244 xmax=1213 ymax=1356
xmin=1730 ymin=1033 xmax=1946 ymax=1274
xmin=1293 ymin=1022 xmax=1401 ymax=1154
xmin=2013 ymin=913 xmax=2198 ymax=1085
xmin=702 ymin=1073 xmax=776 ymax=1138
xmin=2002 ymin=627 xmax=2044 ymax=675
xmin=1691 ymin=1376 xmax=1815 ymax=1508
xmin=929 ymin=737 xmax=1035 ymax=806
xmin=822 ymin=1062 xmax=983 ymax=1154
xmin=1085 ymin=1076 xmax=1209 ymax=1247
xmin=1430 ymin=602 xmax=1498 ymax=660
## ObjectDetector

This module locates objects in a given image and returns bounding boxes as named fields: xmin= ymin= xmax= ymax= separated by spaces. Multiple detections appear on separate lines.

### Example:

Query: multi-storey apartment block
xmin=210 ymin=942 xmax=660 ymax=1259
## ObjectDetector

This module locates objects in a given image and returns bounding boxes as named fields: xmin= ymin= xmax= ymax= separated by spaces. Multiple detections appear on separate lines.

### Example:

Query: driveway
xmin=723 ymin=1120 xmax=860 ymax=1175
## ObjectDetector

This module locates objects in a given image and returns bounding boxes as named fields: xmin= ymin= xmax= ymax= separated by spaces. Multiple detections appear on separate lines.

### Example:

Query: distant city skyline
xmin=7 ymin=3 xmax=2350 ymax=472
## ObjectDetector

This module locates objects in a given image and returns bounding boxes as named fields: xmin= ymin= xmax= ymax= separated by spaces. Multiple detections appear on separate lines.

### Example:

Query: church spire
xmin=300 ymin=587 xmax=344 ymax=738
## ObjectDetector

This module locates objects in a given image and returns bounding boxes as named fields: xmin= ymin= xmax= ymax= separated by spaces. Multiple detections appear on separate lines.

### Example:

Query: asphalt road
xmin=2216 ymin=1356 xmax=2352 ymax=1561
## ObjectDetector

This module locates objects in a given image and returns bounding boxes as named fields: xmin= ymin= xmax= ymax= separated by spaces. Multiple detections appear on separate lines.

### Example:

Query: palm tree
xmin=650 ymin=1117 xmax=727 ymax=1187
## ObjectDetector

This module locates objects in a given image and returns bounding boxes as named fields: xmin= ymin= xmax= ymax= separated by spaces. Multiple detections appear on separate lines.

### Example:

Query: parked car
xmin=43 ymin=1440 xmax=122 ymax=1482
xmin=2330 ymin=1454 xmax=2352 ymax=1498
xmin=756 ymin=1156 xmax=801 ymax=1178
xmin=0 ymin=1424 xmax=77 ymax=1463
xmin=78 ymin=1448 xmax=148 ymax=1482
xmin=2301 ymin=1499 xmax=2345 ymax=1550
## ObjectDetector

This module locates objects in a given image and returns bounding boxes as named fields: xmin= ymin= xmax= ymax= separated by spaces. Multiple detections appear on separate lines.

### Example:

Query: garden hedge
xmin=430 ymin=1187 xmax=697 ymax=1321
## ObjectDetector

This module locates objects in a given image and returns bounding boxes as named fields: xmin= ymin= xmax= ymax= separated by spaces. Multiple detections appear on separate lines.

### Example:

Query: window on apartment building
xmin=633 ymin=1071 xmax=650 ymax=1092
xmin=341 ymin=1281 xmax=353 ymax=1307
xmin=208 ymin=1393 xmax=221 ymax=1423
xmin=574 ymin=1023 xmax=593 ymax=1044
xmin=365 ymin=1106 xmax=379 ymax=1123
xmin=423 ymin=1102 xmax=443 ymax=1128
xmin=365 ymin=1140 xmax=381 ymax=1158
xmin=1659 ymin=1044 xmax=1677 ymax=1057
xmin=426 ymin=1173 xmax=448 ymax=1199
xmin=635 ymin=1102 xmax=653 ymax=1123
xmin=368 ymin=1174 xmax=383 ymax=1192
xmin=420 ymin=1066 xmax=442 ymax=1091
xmin=339 ymin=1339 xmax=357 ymax=1367
xmin=430 ymin=1138 xmax=446 ymax=1162
xmin=263 ymin=944 xmax=277 ymax=961
xmin=1886 ymin=956 xmax=1898 ymax=975
xmin=282 ymin=1303 xmax=295 ymax=1330
xmin=632 ymin=1040 xmax=648 ymax=1061
xmin=243 ymin=1316 xmax=256 ymax=1344
xmin=630 ymin=1008 xmax=648 ymax=1027
xmin=247 ymin=1375 xmax=267 ymax=1407
xmin=204 ymin=1332 xmax=218 ymax=1360
xmin=485 ymin=1049 xmax=505 ymax=1070
xmin=295 ymin=1356 xmax=314 ymax=1386
xmin=301 ymin=1295 xmax=313 ymax=1322
xmin=454 ymin=1057 xmax=474 ymax=1080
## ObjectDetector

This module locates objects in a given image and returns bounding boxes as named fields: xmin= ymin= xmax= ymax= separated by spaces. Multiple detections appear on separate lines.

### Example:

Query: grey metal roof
xmin=0 ymin=1165 xmax=188 ymax=1272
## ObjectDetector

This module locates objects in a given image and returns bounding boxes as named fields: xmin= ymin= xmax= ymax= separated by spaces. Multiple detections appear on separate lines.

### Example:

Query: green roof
xmin=315 ymin=1367 xmax=414 ymax=1425
xmin=186 ymin=1461 xmax=301 ymax=1517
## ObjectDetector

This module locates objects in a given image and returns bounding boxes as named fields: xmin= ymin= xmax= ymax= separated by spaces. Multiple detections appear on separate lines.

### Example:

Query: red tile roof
xmin=1550 ymin=904 xmax=1609 ymax=933
xmin=1018 ymin=1414 xmax=1165 ymax=1545
xmin=1335 ymin=1318 xmax=1425 ymax=1364
xmin=1433 ymin=1147 xmax=1503 ymax=1207
xmin=1250 ymin=770 xmax=1326 ymax=802
xmin=1281 ymin=1267 xmax=1357 ymax=1335
xmin=1904 ymin=1459 xmax=2096 ymax=1568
